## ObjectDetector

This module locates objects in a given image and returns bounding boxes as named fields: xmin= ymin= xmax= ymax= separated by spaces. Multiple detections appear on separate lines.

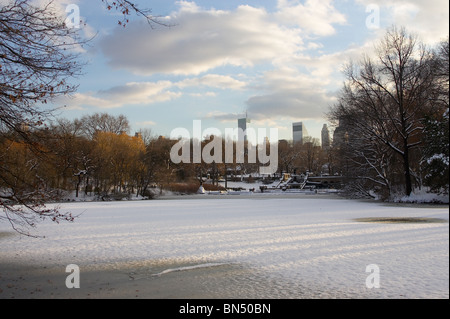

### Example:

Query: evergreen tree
xmin=421 ymin=111 xmax=449 ymax=194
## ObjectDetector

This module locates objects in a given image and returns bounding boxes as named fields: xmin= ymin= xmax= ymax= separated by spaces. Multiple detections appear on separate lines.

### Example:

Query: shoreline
xmin=48 ymin=191 xmax=449 ymax=209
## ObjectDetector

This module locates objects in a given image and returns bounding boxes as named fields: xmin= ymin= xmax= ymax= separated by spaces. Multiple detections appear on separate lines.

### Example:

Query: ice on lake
xmin=1 ymin=195 xmax=448 ymax=298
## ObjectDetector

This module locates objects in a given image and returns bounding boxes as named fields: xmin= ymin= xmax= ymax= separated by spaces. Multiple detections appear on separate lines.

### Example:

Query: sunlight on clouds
xmin=57 ymin=83 xmax=181 ymax=109
xmin=99 ymin=3 xmax=304 ymax=76
xmin=58 ymin=74 xmax=246 ymax=109
xmin=177 ymin=74 xmax=247 ymax=90
xmin=189 ymin=92 xmax=217 ymax=98
xmin=276 ymin=0 xmax=347 ymax=36
xmin=94 ymin=0 xmax=352 ymax=122
xmin=136 ymin=120 xmax=157 ymax=126
xmin=355 ymin=0 xmax=449 ymax=44
xmin=246 ymin=88 xmax=336 ymax=121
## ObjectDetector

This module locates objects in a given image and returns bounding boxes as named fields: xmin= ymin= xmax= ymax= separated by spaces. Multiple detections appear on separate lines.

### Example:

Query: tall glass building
xmin=321 ymin=124 xmax=331 ymax=149
xmin=293 ymin=122 xmax=308 ymax=144
xmin=238 ymin=116 xmax=250 ymax=142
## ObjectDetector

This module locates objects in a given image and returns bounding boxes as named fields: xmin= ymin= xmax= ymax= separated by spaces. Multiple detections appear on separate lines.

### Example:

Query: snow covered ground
xmin=0 ymin=194 xmax=448 ymax=298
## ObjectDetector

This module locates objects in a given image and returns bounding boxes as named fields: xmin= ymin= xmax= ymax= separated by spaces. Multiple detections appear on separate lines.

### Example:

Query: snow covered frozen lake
xmin=0 ymin=194 xmax=448 ymax=299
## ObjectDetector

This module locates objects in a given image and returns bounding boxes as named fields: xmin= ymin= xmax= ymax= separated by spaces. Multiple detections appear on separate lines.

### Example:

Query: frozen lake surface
xmin=1 ymin=194 xmax=448 ymax=298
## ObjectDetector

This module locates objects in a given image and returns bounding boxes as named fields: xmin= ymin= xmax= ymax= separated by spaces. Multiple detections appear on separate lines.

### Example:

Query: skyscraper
xmin=293 ymin=122 xmax=308 ymax=144
xmin=321 ymin=124 xmax=331 ymax=149
xmin=238 ymin=113 xmax=250 ymax=142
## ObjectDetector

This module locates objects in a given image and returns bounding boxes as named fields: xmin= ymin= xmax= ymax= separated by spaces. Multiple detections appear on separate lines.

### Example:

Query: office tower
xmin=293 ymin=122 xmax=308 ymax=144
xmin=321 ymin=124 xmax=331 ymax=149
xmin=238 ymin=114 xmax=250 ymax=142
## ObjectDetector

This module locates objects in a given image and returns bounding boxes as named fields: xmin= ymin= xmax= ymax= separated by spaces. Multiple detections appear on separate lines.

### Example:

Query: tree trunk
xmin=403 ymin=140 xmax=413 ymax=196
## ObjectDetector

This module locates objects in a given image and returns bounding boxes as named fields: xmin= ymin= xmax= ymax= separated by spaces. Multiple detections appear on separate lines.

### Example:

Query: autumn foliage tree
xmin=92 ymin=131 xmax=145 ymax=196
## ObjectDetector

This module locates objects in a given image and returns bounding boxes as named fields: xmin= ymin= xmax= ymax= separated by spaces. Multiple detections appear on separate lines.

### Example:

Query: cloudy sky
xmin=51 ymin=0 xmax=449 ymax=142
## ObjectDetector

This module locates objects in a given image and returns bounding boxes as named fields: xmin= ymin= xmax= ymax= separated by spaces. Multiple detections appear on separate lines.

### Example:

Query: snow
xmin=427 ymin=153 xmax=449 ymax=166
xmin=197 ymin=185 xmax=205 ymax=194
xmin=151 ymin=262 xmax=230 ymax=277
xmin=393 ymin=188 xmax=449 ymax=204
xmin=0 ymin=195 xmax=448 ymax=298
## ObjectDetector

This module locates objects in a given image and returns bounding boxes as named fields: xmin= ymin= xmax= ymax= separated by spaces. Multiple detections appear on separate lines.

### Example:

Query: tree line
xmin=1 ymin=112 xmax=334 ymax=202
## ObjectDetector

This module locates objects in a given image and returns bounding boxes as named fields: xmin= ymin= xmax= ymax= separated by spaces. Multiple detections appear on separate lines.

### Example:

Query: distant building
xmin=321 ymin=124 xmax=331 ymax=149
xmin=293 ymin=122 xmax=308 ymax=144
xmin=238 ymin=114 xmax=251 ymax=142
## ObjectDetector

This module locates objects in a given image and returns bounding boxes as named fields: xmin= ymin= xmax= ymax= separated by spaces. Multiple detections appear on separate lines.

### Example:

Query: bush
xmin=166 ymin=183 xmax=200 ymax=194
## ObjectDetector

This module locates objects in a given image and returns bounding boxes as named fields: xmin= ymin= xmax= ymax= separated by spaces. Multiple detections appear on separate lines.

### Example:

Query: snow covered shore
xmin=0 ymin=195 xmax=448 ymax=299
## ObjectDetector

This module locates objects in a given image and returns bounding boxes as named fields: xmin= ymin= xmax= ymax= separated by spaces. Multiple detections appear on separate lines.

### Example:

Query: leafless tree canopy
xmin=329 ymin=27 xmax=449 ymax=199
xmin=0 ymin=1 xmax=86 ymax=235
xmin=0 ymin=0 xmax=85 ymax=136
xmin=101 ymin=0 xmax=170 ymax=28
xmin=79 ymin=113 xmax=130 ymax=138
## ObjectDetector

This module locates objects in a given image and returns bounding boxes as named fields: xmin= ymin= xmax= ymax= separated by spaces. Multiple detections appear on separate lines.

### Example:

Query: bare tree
xmin=80 ymin=112 xmax=130 ymax=138
xmin=101 ymin=0 xmax=169 ymax=28
xmin=329 ymin=26 xmax=440 ymax=198
xmin=300 ymin=137 xmax=321 ymax=174
xmin=0 ymin=1 xmax=84 ymax=135
xmin=0 ymin=0 xmax=86 ymax=235
xmin=277 ymin=140 xmax=298 ymax=174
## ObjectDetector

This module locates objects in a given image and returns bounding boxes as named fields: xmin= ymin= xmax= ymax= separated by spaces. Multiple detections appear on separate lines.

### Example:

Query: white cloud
xmin=55 ymin=81 xmax=181 ymax=109
xmin=206 ymin=67 xmax=339 ymax=122
xmin=189 ymin=92 xmax=217 ymax=97
xmin=246 ymin=88 xmax=337 ymax=121
xmin=177 ymin=74 xmax=247 ymax=90
xmin=56 ymin=74 xmax=246 ymax=109
xmin=275 ymin=0 xmax=347 ymax=36
xmin=356 ymin=0 xmax=449 ymax=44
xmin=97 ymin=81 xmax=178 ymax=106
xmin=243 ymin=62 xmax=340 ymax=121
xmin=99 ymin=3 xmax=304 ymax=76
xmin=136 ymin=120 xmax=157 ymax=126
